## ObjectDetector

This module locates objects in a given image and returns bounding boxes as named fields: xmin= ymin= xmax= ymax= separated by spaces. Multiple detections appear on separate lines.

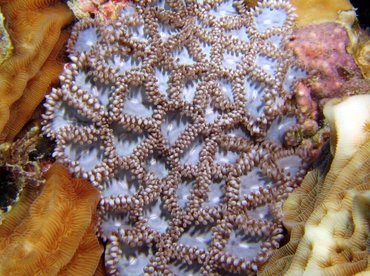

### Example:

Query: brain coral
xmin=260 ymin=94 xmax=370 ymax=275
xmin=42 ymin=0 xmax=315 ymax=274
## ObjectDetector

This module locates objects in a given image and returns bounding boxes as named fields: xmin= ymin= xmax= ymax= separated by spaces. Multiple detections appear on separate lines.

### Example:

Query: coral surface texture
xmin=0 ymin=0 xmax=73 ymax=142
xmin=0 ymin=164 xmax=103 ymax=275
xmin=260 ymin=94 xmax=370 ymax=275
xmin=42 ymin=0 xmax=314 ymax=274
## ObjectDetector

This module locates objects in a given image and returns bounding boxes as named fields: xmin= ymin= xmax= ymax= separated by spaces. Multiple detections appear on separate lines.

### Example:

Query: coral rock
xmin=260 ymin=94 xmax=370 ymax=275
xmin=287 ymin=22 xmax=365 ymax=120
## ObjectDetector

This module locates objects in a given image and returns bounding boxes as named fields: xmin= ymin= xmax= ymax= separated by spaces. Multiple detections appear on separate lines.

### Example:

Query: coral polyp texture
xmin=42 ymin=0 xmax=314 ymax=274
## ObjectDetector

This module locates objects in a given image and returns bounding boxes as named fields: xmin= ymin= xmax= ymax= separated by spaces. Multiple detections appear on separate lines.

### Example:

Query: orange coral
xmin=0 ymin=183 xmax=40 ymax=238
xmin=0 ymin=164 xmax=103 ymax=275
xmin=93 ymin=257 xmax=107 ymax=276
xmin=0 ymin=0 xmax=73 ymax=142
xmin=59 ymin=214 xmax=103 ymax=275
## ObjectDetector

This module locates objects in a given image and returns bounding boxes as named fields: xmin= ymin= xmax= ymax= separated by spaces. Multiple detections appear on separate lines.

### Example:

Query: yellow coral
xmin=291 ymin=0 xmax=354 ymax=27
xmin=260 ymin=95 xmax=370 ymax=276
xmin=0 ymin=0 xmax=73 ymax=142
xmin=0 ymin=164 xmax=103 ymax=275
xmin=324 ymin=94 xmax=370 ymax=166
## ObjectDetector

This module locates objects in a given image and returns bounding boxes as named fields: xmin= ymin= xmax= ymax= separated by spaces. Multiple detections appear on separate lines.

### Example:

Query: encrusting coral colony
xmin=0 ymin=0 xmax=368 ymax=275
xmin=41 ymin=0 xmax=316 ymax=274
